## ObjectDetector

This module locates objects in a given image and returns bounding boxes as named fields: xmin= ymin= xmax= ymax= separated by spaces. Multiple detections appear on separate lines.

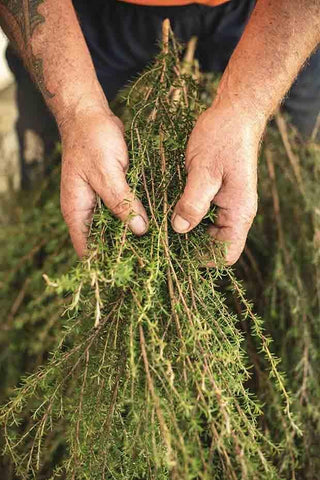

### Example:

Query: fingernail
xmin=172 ymin=214 xmax=190 ymax=233
xmin=128 ymin=215 xmax=147 ymax=235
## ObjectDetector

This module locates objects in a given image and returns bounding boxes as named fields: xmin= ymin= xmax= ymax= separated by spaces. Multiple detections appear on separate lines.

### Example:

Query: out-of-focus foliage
xmin=0 ymin=170 xmax=75 ymax=479
xmin=240 ymin=126 xmax=320 ymax=480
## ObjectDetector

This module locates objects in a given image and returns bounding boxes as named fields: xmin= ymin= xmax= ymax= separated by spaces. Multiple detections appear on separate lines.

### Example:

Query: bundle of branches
xmin=1 ymin=21 xmax=319 ymax=480
xmin=0 ymin=23 xmax=297 ymax=479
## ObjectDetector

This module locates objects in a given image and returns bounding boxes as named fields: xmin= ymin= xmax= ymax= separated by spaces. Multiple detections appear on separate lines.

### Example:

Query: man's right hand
xmin=60 ymin=108 xmax=149 ymax=256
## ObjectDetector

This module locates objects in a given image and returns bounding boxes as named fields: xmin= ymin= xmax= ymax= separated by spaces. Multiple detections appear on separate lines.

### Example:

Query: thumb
xmin=172 ymin=167 xmax=222 ymax=233
xmin=89 ymin=161 xmax=149 ymax=236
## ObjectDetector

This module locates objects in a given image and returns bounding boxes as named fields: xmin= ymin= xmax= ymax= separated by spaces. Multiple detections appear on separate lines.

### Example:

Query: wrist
xmin=207 ymin=99 xmax=266 ymax=144
xmin=212 ymin=72 xmax=269 ymax=139
xmin=58 ymin=101 xmax=113 ymax=139
xmin=54 ymin=82 xmax=112 ymax=137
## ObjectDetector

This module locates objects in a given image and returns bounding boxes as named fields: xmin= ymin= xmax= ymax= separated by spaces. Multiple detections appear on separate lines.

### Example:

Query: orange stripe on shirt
xmin=118 ymin=0 xmax=229 ymax=6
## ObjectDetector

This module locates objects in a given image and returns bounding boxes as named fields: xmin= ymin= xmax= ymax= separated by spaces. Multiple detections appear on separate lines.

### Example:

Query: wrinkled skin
xmin=60 ymin=107 xmax=148 ymax=257
xmin=60 ymin=104 xmax=260 ymax=264
xmin=172 ymin=105 xmax=260 ymax=265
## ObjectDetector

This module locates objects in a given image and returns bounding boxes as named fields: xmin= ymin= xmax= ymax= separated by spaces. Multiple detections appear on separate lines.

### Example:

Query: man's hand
xmin=172 ymin=106 xmax=260 ymax=265
xmin=171 ymin=0 xmax=320 ymax=266
xmin=60 ymin=108 xmax=148 ymax=256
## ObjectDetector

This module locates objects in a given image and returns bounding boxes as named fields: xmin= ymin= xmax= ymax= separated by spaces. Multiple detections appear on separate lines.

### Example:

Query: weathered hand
xmin=60 ymin=108 xmax=148 ymax=256
xmin=172 ymin=106 xmax=261 ymax=265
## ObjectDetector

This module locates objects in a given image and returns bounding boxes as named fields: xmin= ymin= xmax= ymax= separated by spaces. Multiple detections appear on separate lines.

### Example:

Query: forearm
xmin=214 ymin=0 xmax=320 ymax=133
xmin=0 ymin=0 xmax=109 ymax=128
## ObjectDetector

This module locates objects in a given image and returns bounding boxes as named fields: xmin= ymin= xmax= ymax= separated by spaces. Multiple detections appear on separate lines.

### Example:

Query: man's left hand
xmin=171 ymin=105 xmax=261 ymax=265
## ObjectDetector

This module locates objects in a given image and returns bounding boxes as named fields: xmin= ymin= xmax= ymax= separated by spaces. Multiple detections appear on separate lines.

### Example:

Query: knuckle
xmin=178 ymin=198 xmax=209 ymax=222
xmin=240 ymin=196 xmax=258 ymax=225
xmin=112 ymin=200 xmax=131 ymax=216
xmin=110 ymin=114 xmax=125 ymax=133
xmin=243 ymin=207 xmax=257 ymax=224
xmin=108 ymin=193 xmax=134 ymax=217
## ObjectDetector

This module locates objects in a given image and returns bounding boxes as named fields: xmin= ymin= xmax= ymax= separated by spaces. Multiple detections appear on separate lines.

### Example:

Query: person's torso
xmin=118 ymin=0 xmax=229 ymax=7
